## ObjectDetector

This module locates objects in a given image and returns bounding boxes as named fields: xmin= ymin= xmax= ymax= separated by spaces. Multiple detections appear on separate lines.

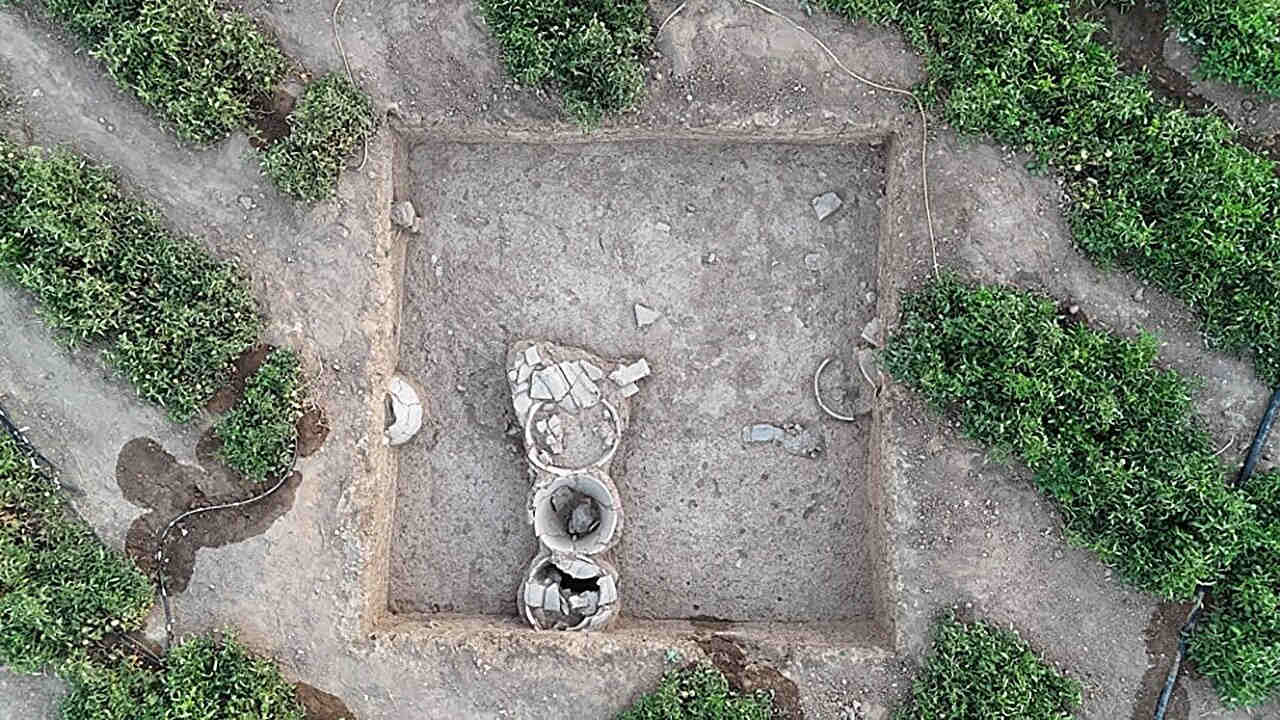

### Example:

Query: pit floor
xmin=390 ymin=139 xmax=887 ymax=626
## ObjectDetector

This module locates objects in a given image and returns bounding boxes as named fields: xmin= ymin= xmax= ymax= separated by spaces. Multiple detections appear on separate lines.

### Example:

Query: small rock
xmin=811 ymin=191 xmax=843 ymax=221
xmin=610 ymin=359 xmax=651 ymax=386
xmin=804 ymin=252 xmax=824 ymax=271
xmin=780 ymin=424 xmax=825 ymax=458
xmin=1133 ymin=287 xmax=1145 ymax=302
xmin=1242 ymin=98 xmax=1258 ymax=113
xmin=634 ymin=303 xmax=662 ymax=329
xmin=568 ymin=499 xmax=601 ymax=536
xmin=861 ymin=317 xmax=883 ymax=347
xmin=237 ymin=195 xmax=255 ymax=211
xmin=392 ymin=200 xmax=418 ymax=230
xmin=1068 ymin=304 xmax=1080 ymax=315
xmin=865 ymin=290 xmax=877 ymax=305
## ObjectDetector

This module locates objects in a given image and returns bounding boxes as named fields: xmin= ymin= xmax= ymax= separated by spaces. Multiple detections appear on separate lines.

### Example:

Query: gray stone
xmin=524 ymin=345 xmax=542 ymax=366
xmin=535 ymin=367 xmax=570 ymax=400
xmin=742 ymin=423 xmax=784 ymax=443
xmin=569 ymin=374 xmax=600 ymax=409
xmin=781 ymin=424 xmax=825 ymax=458
xmin=619 ymin=383 xmax=639 ymax=398
xmin=1133 ymin=287 xmax=1145 ymax=302
xmin=392 ymin=200 xmax=417 ymax=229
xmin=568 ymin=498 xmax=601 ymax=536
xmin=634 ymin=303 xmax=661 ymax=328
xmin=861 ymin=317 xmax=883 ymax=347
xmin=237 ymin=194 xmax=255 ymax=211
xmin=610 ymin=359 xmax=651 ymax=386
xmin=811 ymin=191 xmax=843 ymax=221
xmin=529 ymin=374 xmax=553 ymax=400
xmin=804 ymin=252 xmax=824 ymax=271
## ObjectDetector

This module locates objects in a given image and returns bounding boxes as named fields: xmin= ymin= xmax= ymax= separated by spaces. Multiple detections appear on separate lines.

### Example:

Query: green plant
xmin=214 ymin=348 xmax=302 ymax=482
xmin=616 ymin=662 xmax=775 ymax=720
xmin=261 ymin=73 xmax=379 ymax=202
xmin=1191 ymin=468 xmax=1280 ymax=707
xmin=819 ymin=0 xmax=1280 ymax=386
xmin=0 ymin=432 xmax=154 ymax=672
xmin=884 ymin=277 xmax=1251 ymax=600
xmin=39 ymin=0 xmax=286 ymax=143
xmin=896 ymin=614 xmax=1081 ymax=720
xmin=1166 ymin=0 xmax=1280 ymax=97
xmin=61 ymin=634 xmax=306 ymax=720
xmin=477 ymin=0 xmax=652 ymax=125
xmin=0 ymin=141 xmax=262 ymax=420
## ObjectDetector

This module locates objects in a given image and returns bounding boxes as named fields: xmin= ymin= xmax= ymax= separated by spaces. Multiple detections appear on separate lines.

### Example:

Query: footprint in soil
xmin=696 ymin=635 xmax=804 ymax=720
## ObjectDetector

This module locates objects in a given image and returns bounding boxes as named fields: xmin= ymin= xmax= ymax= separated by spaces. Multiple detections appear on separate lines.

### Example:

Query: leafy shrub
xmin=0 ymin=141 xmax=262 ymax=420
xmin=40 ymin=0 xmax=286 ymax=143
xmin=1166 ymin=0 xmax=1280 ymax=97
xmin=883 ymin=277 xmax=1251 ymax=600
xmin=819 ymin=0 xmax=1280 ymax=386
xmin=61 ymin=634 xmax=306 ymax=720
xmin=261 ymin=73 xmax=379 ymax=202
xmin=616 ymin=663 xmax=775 ymax=720
xmin=0 ymin=432 xmax=154 ymax=673
xmin=896 ymin=614 xmax=1081 ymax=720
xmin=1191 ymin=469 xmax=1280 ymax=707
xmin=477 ymin=0 xmax=652 ymax=124
xmin=214 ymin=348 xmax=302 ymax=482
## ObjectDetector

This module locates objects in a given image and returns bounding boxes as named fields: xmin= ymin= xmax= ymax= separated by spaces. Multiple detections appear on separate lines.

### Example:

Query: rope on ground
xmin=332 ymin=0 xmax=369 ymax=171
xmin=664 ymin=0 xmax=939 ymax=279
xmin=1153 ymin=385 xmax=1280 ymax=720
xmin=155 ymin=441 xmax=298 ymax=649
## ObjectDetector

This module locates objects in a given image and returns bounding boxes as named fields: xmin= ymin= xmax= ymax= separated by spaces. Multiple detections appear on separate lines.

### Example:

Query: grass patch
xmin=0 ymin=432 xmax=154 ymax=673
xmin=261 ymin=73 xmax=379 ymax=202
xmin=819 ymin=0 xmax=1280 ymax=386
xmin=1191 ymin=468 xmax=1280 ymax=707
xmin=214 ymin=348 xmax=302 ymax=482
xmin=0 ymin=140 xmax=261 ymax=421
xmin=60 ymin=634 xmax=305 ymax=720
xmin=1166 ymin=0 xmax=1280 ymax=98
xmin=616 ymin=662 xmax=775 ymax=719
xmin=896 ymin=614 xmax=1081 ymax=720
xmin=477 ymin=0 xmax=653 ymax=125
xmin=39 ymin=0 xmax=286 ymax=143
xmin=883 ymin=277 xmax=1251 ymax=600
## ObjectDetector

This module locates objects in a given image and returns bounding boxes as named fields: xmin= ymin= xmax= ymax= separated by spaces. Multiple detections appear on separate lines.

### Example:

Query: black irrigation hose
xmin=1153 ymin=385 xmax=1280 ymax=720
xmin=155 ymin=440 xmax=298 ymax=649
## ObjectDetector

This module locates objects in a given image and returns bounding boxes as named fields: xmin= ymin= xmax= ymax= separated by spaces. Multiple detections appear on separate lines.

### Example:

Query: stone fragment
xmin=610 ymin=359 xmax=651 ymax=386
xmin=804 ymin=252 xmax=824 ymax=271
xmin=524 ymin=345 xmax=541 ymax=366
xmin=1133 ymin=287 xmax=1145 ymax=301
xmin=634 ymin=303 xmax=661 ymax=329
xmin=619 ymin=383 xmax=639 ymax=398
xmin=237 ymin=195 xmax=255 ymax=211
xmin=781 ymin=424 xmax=825 ymax=458
xmin=861 ymin=317 xmax=883 ymax=347
xmin=568 ymin=498 xmax=601 ymax=536
xmin=392 ymin=200 xmax=417 ymax=229
xmin=597 ymin=575 xmax=618 ymax=604
xmin=524 ymin=582 xmax=544 ymax=609
xmin=530 ymin=374 xmax=554 ymax=400
xmin=536 ymin=367 xmax=571 ymax=401
xmin=569 ymin=374 xmax=600 ymax=409
xmin=513 ymin=392 xmax=533 ymax=419
xmin=743 ymin=424 xmax=785 ymax=443
xmin=517 ymin=363 xmax=533 ymax=384
xmin=542 ymin=584 xmax=563 ymax=614
xmin=811 ymin=191 xmax=843 ymax=221
xmin=580 ymin=361 xmax=604 ymax=381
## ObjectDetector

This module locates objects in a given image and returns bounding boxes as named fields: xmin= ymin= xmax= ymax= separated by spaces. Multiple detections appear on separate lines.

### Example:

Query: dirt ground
xmin=1 ymin=0 xmax=1278 ymax=719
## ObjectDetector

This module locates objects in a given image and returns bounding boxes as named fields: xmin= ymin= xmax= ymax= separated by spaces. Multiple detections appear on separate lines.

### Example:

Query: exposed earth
xmin=1 ymin=1 xmax=1278 ymax=719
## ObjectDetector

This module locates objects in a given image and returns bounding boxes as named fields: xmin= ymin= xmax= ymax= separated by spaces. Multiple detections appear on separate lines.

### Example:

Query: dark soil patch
xmin=205 ymin=344 xmax=272 ymax=414
xmin=118 ymin=435 xmax=301 ymax=593
xmin=295 ymin=681 xmax=356 ymax=720
xmin=1130 ymin=603 xmax=1192 ymax=720
xmin=248 ymin=88 xmax=296 ymax=150
xmin=695 ymin=635 xmax=803 ymax=720
xmin=297 ymin=405 xmax=329 ymax=457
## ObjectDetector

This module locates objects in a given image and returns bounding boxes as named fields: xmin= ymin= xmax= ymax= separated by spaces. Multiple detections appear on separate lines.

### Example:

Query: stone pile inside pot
xmin=508 ymin=340 xmax=649 ymax=631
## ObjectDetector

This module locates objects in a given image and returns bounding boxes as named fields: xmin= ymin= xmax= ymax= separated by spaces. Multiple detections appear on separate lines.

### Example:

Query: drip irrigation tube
xmin=1153 ymin=385 xmax=1280 ymax=720
xmin=155 ymin=440 xmax=298 ymax=648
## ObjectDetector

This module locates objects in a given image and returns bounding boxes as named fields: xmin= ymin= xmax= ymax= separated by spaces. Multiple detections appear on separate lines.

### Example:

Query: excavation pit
xmin=390 ymin=138 xmax=891 ymax=641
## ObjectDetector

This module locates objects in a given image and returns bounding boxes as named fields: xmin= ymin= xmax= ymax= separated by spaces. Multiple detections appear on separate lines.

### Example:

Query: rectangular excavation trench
xmin=389 ymin=137 xmax=891 ymax=642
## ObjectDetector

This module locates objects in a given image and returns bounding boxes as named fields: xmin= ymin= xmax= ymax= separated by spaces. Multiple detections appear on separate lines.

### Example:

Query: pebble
xmin=1133 ymin=287 xmax=1144 ymax=301
xmin=392 ymin=200 xmax=417 ymax=229
xmin=634 ymin=303 xmax=661 ymax=329
xmin=804 ymin=252 xmax=824 ymax=271
xmin=811 ymin=191 xmax=843 ymax=221
xmin=237 ymin=195 xmax=255 ymax=211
